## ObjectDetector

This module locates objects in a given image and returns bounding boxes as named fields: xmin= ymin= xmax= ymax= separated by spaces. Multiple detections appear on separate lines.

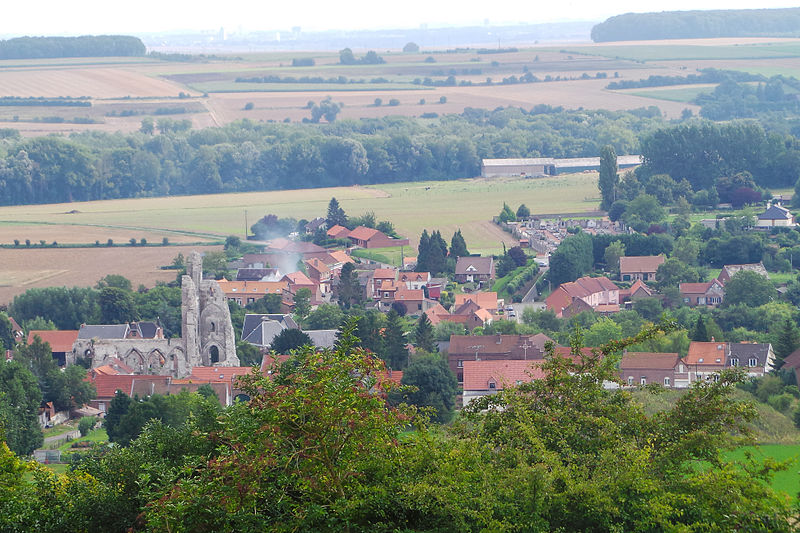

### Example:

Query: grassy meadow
xmin=626 ymin=85 xmax=716 ymax=103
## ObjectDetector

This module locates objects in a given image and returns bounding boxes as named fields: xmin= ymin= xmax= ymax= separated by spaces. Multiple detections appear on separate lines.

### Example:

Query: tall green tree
xmin=292 ymin=288 xmax=312 ymax=319
xmin=724 ymin=270 xmax=775 ymax=307
xmin=99 ymin=286 xmax=138 ymax=324
xmin=325 ymin=197 xmax=347 ymax=228
xmin=383 ymin=309 xmax=409 ymax=370
xmin=0 ymin=360 xmax=43 ymax=456
xmin=691 ymin=315 xmax=710 ymax=342
xmin=449 ymin=229 xmax=469 ymax=258
xmin=394 ymin=353 xmax=458 ymax=423
xmin=414 ymin=313 xmax=436 ymax=352
xmin=773 ymin=317 xmax=800 ymax=369
xmin=598 ymin=145 xmax=619 ymax=210
xmin=335 ymin=263 xmax=362 ymax=308
xmin=271 ymin=328 xmax=313 ymax=354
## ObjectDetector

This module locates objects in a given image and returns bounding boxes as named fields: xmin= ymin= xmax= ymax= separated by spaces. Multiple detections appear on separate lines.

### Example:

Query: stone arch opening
xmin=210 ymin=345 xmax=220 ymax=364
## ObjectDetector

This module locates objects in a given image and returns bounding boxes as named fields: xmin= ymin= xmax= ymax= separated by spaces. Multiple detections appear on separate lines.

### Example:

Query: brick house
xmin=27 ymin=329 xmax=79 ymax=367
xmin=619 ymin=351 xmax=687 ymax=388
xmin=454 ymin=257 xmax=495 ymax=284
xmin=347 ymin=226 xmax=409 ymax=248
xmin=447 ymin=333 xmax=552 ymax=383
xmin=453 ymin=292 xmax=500 ymax=313
xmin=685 ymin=341 xmax=729 ymax=381
xmin=728 ymin=342 xmax=775 ymax=377
xmin=679 ymin=279 xmax=725 ymax=307
xmin=619 ymin=255 xmax=665 ymax=282
xmin=462 ymin=360 xmax=545 ymax=405
xmin=216 ymin=280 xmax=289 ymax=306
xmin=545 ymin=276 xmax=619 ymax=318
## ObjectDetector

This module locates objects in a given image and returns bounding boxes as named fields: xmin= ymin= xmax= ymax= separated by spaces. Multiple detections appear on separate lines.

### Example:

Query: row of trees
xmin=0 ymin=107 xmax=662 ymax=206
xmin=591 ymin=7 xmax=800 ymax=42
xmin=0 ymin=35 xmax=146 ymax=59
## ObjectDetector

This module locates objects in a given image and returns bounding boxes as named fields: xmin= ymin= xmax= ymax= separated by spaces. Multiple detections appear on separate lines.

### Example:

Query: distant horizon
xmin=4 ymin=1 xmax=800 ymax=38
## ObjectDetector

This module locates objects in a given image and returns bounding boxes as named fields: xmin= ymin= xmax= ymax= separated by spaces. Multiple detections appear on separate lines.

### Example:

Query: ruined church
xmin=69 ymin=251 xmax=239 ymax=377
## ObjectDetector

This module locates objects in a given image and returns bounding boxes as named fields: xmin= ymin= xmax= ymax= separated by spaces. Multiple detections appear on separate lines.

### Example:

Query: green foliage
xmin=99 ymin=286 xmax=138 ymax=324
xmin=104 ymin=389 xmax=220 ymax=446
xmin=413 ymin=313 xmax=436 ymax=352
xmin=383 ymin=309 xmax=409 ymax=370
xmin=417 ymin=229 xmax=448 ymax=274
xmin=548 ymin=230 xmax=593 ymax=286
xmin=622 ymin=193 xmax=666 ymax=231
xmin=0 ymin=360 xmax=43 ymax=455
xmin=498 ymin=202 xmax=516 ymax=223
xmin=335 ymin=262 xmax=362 ymax=308
xmin=598 ymin=144 xmax=619 ymax=210
xmin=292 ymin=287 xmax=312 ymax=318
xmin=10 ymin=286 xmax=100 ymax=329
xmin=724 ymin=270 xmax=775 ymax=307
xmin=448 ymin=229 xmax=469 ymax=257
xmin=78 ymin=416 xmax=95 ymax=437
xmin=773 ymin=317 xmax=800 ymax=369
xmin=395 ymin=353 xmax=458 ymax=423
xmin=245 ymin=293 xmax=283 ymax=315
xmin=305 ymin=303 xmax=346 ymax=330
xmin=270 ymin=328 xmax=313 ymax=354
xmin=433 ymin=320 xmax=468 ymax=341
xmin=516 ymin=203 xmax=531 ymax=219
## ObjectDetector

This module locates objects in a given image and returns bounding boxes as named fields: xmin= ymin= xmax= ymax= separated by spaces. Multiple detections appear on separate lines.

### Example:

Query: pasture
xmin=625 ymin=85 xmax=716 ymax=103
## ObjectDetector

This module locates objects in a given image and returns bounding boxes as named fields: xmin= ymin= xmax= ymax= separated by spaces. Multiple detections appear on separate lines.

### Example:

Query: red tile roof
xmin=620 ymin=352 xmax=680 ymax=370
xmin=454 ymin=292 xmax=498 ymax=310
xmin=327 ymin=225 xmax=350 ymax=238
xmin=282 ymin=271 xmax=315 ymax=286
xmin=679 ymin=281 xmax=715 ymax=294
xmin=462 ymin=360 xmax=545 ymax=390
xmin=619 ymin=255 xmax=665 ymax=274
xmin=190 ymin=366 xmax=260 ymax=383
xmin=90 ymin=374 xmax=170 ymax=399
xmin=394 ymin=288 xmax=424 ymax=301
xmin=373 ymin=268 xmax=397 ymax=279
xmin=685 ymin=342 xmax=728 ymax=366
xmin=27 ymin=330 xmax=78 ymax=353
xmin=348 ymin=226 xmax=381 ymax=241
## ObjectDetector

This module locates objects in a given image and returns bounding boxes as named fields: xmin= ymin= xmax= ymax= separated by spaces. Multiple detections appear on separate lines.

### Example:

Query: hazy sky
xmin=5 ymin=0 xmax=800 ymax=35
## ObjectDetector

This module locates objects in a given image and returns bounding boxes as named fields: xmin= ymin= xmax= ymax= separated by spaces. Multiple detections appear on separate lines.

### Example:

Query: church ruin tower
xmin=181 ymin=251 xmax=239 ymax=370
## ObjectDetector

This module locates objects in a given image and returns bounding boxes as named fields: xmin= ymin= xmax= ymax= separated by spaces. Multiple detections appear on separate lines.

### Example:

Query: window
xmin=698 ymin=358 xmax=704 ymax=363
xmin=457 ymin=360 xmax=463 ymax=368
xmin=627 ymin=376 xmax=634 ymax=386
xmin=749 ymin=357 xmax=758 ymax=367
xmin=664 ymin=377 xmax=671 ymax=386
xmin=729 ymin=358 xmax=738 ymax=367
xmin=488 ymin=381 xmax=496 ymax=389
xmin=678 ymin=364 xmax=685 ymax=373
xmin=640 ymin=377 xmax=647 ymax=385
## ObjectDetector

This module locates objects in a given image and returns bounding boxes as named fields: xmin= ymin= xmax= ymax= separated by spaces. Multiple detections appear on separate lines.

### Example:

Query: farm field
xmin=7 ymin=38 xmax=793 ymax=134
xmin=0 ymin=244 xmax=221 ymax=304
xmin=0 ymin=174 xmax=599 ymax=250
xmin=625 ymin=85 xmax=716 ymax=103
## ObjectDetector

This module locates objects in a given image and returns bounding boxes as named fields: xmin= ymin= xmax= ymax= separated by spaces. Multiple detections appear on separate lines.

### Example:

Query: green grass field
xmin=726 ymin=444 xmax=800 ymax=499
xmin=0 ymin=174 xmax=600 ymax=255
xmin=627 ymin=85 xmax=716 ymax=103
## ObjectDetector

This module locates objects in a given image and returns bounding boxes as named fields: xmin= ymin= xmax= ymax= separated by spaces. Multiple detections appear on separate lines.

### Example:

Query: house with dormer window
xmin=454 ymin=257 xmax=495 ymax=284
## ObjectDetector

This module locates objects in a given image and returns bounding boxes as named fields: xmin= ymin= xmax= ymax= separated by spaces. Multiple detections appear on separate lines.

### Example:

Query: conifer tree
xmin=383 ymin=309 xmax=409 ymax=370
xmin=773 ymin=317 xmax=800 ymax=369
xmin=691 ymin=315 xmax=709 ymax=342
xmin=326 ymin=197 xmax=347 ymax=228
xmin=414 ymin=313 xmax=436 ymax=353
xmin=599 ymin=145 xmax=619 ymax=210
xmin=449 ymin=229 xmax=469 ymax=258
xmin=416 ymin=230 xmax=431 ymax=272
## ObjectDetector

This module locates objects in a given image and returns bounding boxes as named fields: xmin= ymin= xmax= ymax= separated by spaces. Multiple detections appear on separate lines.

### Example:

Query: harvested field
xmin=0 ymin=245 xmax=221 ymax=304
xmin=0 ymin=67 xmax=189 ymax=99
xmin=0 ymin=222 xmax=217 ymax=246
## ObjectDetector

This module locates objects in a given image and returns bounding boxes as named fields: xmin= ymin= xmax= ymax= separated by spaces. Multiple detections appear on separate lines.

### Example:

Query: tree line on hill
xmin=0 ymin=35 xmax=146 ymax=59
xmin=0 ymin=107 xmax=662 ymax=206
xmin=591 ymin=7 xmax=800 ymax=42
